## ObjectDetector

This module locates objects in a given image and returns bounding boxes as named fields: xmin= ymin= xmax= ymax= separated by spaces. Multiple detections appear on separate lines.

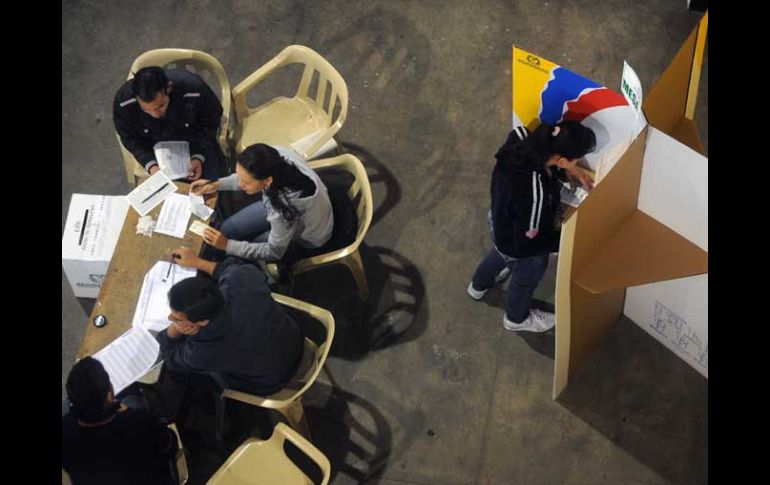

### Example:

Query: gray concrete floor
xmin=63 ymin=1 xmax=708 ymax=484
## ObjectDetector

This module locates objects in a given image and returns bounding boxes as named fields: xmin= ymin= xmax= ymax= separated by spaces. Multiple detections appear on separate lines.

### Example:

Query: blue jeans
xmin=220 ymin=199 xmax=271 ymax=243
xmin=471 ymin=247 xmax=549 ymax=323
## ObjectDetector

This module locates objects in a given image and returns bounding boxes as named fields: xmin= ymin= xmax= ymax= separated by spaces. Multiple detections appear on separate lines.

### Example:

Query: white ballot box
xmin=62 ymin=194 xmax=129 ymax=298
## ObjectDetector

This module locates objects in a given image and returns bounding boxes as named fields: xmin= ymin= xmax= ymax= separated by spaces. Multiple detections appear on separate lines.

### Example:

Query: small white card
xmin=125 ymin=171 xmax=177 ymax=216
xmin=189 ymin=220 xmax=211 ymax=237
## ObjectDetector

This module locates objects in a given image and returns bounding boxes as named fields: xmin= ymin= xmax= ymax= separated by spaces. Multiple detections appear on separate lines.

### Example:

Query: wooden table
xmin=76 ymin=183 xmax=216 ymax=359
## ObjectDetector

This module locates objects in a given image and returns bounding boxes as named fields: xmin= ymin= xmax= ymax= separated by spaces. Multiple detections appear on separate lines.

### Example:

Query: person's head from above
xmin=132 ymin=66 xmax=172 ymax=119
xmin=510 ymin=120 xmax=596 ymax=171
xmin=168 ymin=275 xmax=224 ymax=328
xmin=236 ymin=143 xmax=307 ymax=222
xmin=66 ymin=357 xmax=120 ymax=424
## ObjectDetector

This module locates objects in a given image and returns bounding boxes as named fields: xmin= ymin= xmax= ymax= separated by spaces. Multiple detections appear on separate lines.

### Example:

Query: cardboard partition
xmin=644 ymin=12 xmax=708 ymax=141
xmin=550 ymin=11 xmax=708 ymax=397
xmin=624 ymin=274 xmax=708 ymax=378
xmin=574 ymin=211 xmax=708 ymax=294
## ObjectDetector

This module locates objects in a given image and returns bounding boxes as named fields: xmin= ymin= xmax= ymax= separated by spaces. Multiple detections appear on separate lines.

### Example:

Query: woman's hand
xmin=203 ymin=227 xmax=228 ymax=251
xmin=190 ymin=179 xmax=219 ymax=195
xmin=566 ymin=166 xmax=594 ymax=192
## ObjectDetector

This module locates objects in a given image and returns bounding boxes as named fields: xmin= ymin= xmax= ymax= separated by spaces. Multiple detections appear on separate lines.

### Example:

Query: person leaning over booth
xmin=467 ymin=120 xmax=596 ymax=333
xmin=61 ymin=357 xmax=178 ymax=485
xmin=189 ymin=143 xmax=334 ymax=264
xmin=157 ymin=252 xmax=304 ymax=396
xmin=113 ymin=66 xmax=226 ymax=181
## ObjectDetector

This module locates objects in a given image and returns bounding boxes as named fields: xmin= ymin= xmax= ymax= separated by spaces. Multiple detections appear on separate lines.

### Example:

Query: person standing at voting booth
xmin=468 ymin=121 xmax=596 ymax=332
xmin=189 ymin=143 xmax=334 ymax=264
xmin=113 ymin=66 xmax=227 ymax=180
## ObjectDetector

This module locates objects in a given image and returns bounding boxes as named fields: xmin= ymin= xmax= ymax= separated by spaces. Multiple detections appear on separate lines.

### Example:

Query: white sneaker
xmin=503 ymin=309 xmax=556 ymax=333
xmin=467 ymin=267 xmax=512 ymax=300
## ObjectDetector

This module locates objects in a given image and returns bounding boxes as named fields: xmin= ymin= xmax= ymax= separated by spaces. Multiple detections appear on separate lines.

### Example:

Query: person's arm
xmin=170 ymin=247 xmax=217 ymax=276
xmin=188 ymin=80 xmax=223 ymax=166
xmin=113 ymin=96 xmax=159 ymax=174
xmin=225 ymin=214 xmax=294 ymax=262
xmin=507 ymin=173 xmax=561 ymax=255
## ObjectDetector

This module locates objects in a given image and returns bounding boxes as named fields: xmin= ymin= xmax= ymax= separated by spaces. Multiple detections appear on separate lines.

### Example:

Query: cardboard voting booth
xmin=62 ymin=194 xmax=130 ymax=298
xmin=511 ymin=13 xmax=708 ymax=398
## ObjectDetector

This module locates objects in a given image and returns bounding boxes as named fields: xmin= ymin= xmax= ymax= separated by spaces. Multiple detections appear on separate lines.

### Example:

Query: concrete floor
xmin=62 ymin=1 xmax=708 ymax=483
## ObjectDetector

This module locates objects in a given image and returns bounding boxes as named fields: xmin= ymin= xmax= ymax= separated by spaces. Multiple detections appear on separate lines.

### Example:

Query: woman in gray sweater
xmin=191 ymin=143 xmax=334 ymax=263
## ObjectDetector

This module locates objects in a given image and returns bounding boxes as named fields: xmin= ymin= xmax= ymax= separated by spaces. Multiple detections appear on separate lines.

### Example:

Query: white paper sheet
xmin=189 ymin=192 xmax=214 ymax=220
xmin=125 ymin=171 xmax=177 ymax=216
xmin=132 ymin=260 xmax=197 ymax=332
xmin=154 ymin=141 xmax=191 ymax=180
xmin=93 ymin=327 xmax=160 ymax=395
xmin=155 ymin=193 xmax=192 ymax=238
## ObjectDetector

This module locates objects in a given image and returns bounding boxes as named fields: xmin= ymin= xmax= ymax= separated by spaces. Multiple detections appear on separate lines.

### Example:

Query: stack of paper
xmin=93 ymin=327 xmax=159 ymax=395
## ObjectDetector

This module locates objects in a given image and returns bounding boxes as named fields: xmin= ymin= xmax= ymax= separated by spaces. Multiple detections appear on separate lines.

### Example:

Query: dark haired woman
xmin=190 ymin=143 xmax=333 ymax=263
xmin=468 ymin=121 xmax=596 ymax=333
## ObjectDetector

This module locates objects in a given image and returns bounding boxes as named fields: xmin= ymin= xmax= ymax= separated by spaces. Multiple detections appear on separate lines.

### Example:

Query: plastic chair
xmin=208 ymin=423 xmax=331 ymax=485
xmin=168 ymin=423 xmax=189 ymax=484
xmin=215 ymin=293 xmax=334 ymax=440
xmin=231 ymin=45 xmax=348 ymax=160
xmin=118 ymin=48 xmax=232 ymax=186
xmin=267 ymin=154 xmax=373 ymax=299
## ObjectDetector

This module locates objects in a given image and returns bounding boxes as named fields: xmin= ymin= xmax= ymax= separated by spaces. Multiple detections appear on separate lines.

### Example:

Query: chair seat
xmin=236 ymin=97 xmax=330 ymax=153
xmin=210 ymin=439 xmax=315 ymax=485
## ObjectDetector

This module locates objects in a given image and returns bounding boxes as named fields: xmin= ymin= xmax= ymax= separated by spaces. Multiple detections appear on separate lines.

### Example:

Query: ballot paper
xmin=560 ymin=183 xmax=589 ymax=208
xmin=189 ymin=191 xmax=214 ymax=220
xmin=93 ymin=327 xmax=160 ymax=395
xmin=155 ymin=193 xmax=192 ymax=238
xmin=189 ymin=220 xmax=210 ymax=237
xmin=132 ymin=260 xmax=197 ymax=332
xmin=125 ymin=171 xmax=177 ymax=216
xmin=154 ymin=141 xmax=191 ymax=180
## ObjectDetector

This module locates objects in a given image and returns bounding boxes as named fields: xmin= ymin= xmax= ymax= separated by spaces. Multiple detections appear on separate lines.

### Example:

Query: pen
xmin=141 ymin=182 xmax=170 ymax=204
xmin=165 ymin=258 xmax=174 ymax=281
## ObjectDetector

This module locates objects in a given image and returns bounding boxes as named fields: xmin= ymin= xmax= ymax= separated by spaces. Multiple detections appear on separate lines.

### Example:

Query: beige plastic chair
xmin=267 ymin=154 xmax=373 ymax=299
xmin=208 ymin=423 xmax=331 ymax=485
xmin=216 ymin=293 xmax=334 ymax=440
xmin=231 ymin=45 xmax=348 ymax=160
xmin=118 ymin=48 xmax=232 ymax=186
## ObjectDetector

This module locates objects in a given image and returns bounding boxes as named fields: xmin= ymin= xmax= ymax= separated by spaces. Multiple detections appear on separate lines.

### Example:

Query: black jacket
xmin=490 ymin=126 xmax=563 ymax=258
xmin=62 ymin=407 xmax=177 ymax=485
xmin=113 ymin=69 xmax=223 ymax=173
xmin=157 ymin=258 xmax=304 ymax=395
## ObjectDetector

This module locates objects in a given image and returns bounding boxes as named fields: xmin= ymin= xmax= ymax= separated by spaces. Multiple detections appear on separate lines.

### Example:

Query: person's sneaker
xmin=467 ymin=267 xmax=512 ymax=300
xmin=503 ymin=309 xmax=556 ymax=333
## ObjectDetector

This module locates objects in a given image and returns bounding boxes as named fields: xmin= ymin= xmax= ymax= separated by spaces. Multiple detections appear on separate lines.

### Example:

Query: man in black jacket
xmin=157 ymin=252 xmax=304 ymax=396
xmin=113 ymin=66 xmax=226 ymax=180
xmin=62 ymin=357 xmax=178 ymax=485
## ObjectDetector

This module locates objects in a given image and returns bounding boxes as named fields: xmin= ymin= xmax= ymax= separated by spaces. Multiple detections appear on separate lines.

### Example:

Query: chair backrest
xmin=300 ymin=154 xmax=373 ymax=263
xmin=232 ymin=45 xmax=348 ymax=158
xmin=118 ymin=48 xmax=232 ymax=185
xmin=222 ymin=294 xmax=334 ymax=409
xmin=208 ymin=423 xmax=330 ymax=485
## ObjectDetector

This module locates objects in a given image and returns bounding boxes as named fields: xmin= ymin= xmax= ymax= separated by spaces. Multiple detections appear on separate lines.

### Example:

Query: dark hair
xmin=168 ymin=276 xmax=224 ymax=322
xmin=496 ymin=120 xmax=596 ymax=170
xmin=131 ymin=66 xmax=169 ymax=102
xmin=66 ymin=357 xmax=119 ymax=423
xmin=237 ymin=144 xmax=316 ymax=223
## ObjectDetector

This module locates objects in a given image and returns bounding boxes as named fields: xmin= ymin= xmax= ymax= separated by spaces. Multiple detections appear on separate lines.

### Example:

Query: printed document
xmin=93 ymin=327 xmax=159 ymax=395
xmin=132 ymin=260 xmax=197 ymax=331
